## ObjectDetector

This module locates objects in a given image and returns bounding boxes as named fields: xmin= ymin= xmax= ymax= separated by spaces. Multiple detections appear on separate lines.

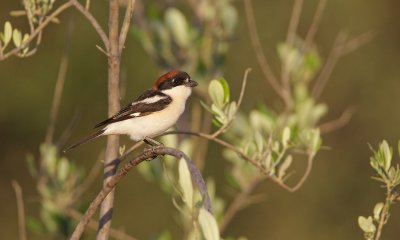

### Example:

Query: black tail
xmin=63 ymin=129 xmax=105 ymax=153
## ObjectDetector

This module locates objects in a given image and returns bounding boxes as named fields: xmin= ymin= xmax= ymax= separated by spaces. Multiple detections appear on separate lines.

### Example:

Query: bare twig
xmin=286 ymin=152 xmax=314 ymax=192
xmin=70 ymin=146 xmax=212 ymax=240
xmin=243 ymin=0 xmax=289 ymax=105
xmin=340 ymin=30 xmax=375 ymax=56
xmin=119 ymin=0 xmax=136 ymax=53
xmin=312 ymin=31 xmax=347 ymax=99
xmin=319 ymin=107 xmax=355 ymax=134
xmin=65 ymin=208 xmax=137 ymax=240
xmin=45 ymin=16 xmax=74 ymax=145
xmin=374 ymin=184 xmax=391 ymax=240
xmin=304 ymin=0 xmax=327 ymax=51
xmin=219 ymin=176 xmax=263 ymax=234
xmin=286 ymin=0 xmax=303 ymax=47
xmin=11 ymin=181 xmax=27 ymax=240
xmin=280 ymin=0 xmax=304 ymax=98
xmin=70 ymin=0 xmax=110 ymax=50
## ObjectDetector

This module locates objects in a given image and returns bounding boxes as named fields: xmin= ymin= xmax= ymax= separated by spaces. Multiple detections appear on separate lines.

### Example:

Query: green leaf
xmin=209 ymin=80 xmax=225 ymax=108
xmin=358 ymin=216 xmax=376 ymax=233
xmin=3 ymin=21 xmax=12 ymax=47
xmin=380 ymin=140 xmax=392 ymax=171
xmin=373 ymin=202 xmax=384 ymax=221
xmin=12 ymin=29 xmax=22 ymax=47
xmin=198 ymin=208 xmax=220 ymax=240
xmin=218 ymin=77 xmax=230 ymax=104
xmin=57 ymin=157 xmax=70 ymax=182
xmin=281 ymin=127 xmax=291 ymax=147
xmin=178 ymin=158 xmax=193 ymax=210
xmin=164 ymin=8 xmax=189 ymax=48
xmin=278 ymin=155 xmax=292 ymax=179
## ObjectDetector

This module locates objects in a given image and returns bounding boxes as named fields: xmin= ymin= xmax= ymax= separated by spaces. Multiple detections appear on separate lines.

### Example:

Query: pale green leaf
xmin=165 ymin=8 xmax=189 ymax=48
xmin=381 ymin=140 xmax=392 ymax=171
xmin=218 ymin=77 xmax=230 ymax=104
xmin=178 ymin=158 xmax=193 ymax=210
xmin=57 ymin=157 xmax=70 ymax=182
xmin=373 ymin=202 xmax=384 ymax=221
xmin=358 ymin=216 xmax=376 ymax=233
xmin=12 ymin=29 xmax=22 ymax=47
xmin=209 ymin=80 xmax=225 ymax=108
xmin=282 ymin=127 xmax=291 ymax=147
xmin=3 ymin=21 xmax=12 ymax=47
xmin=198 ymin=208 xmax=220 ymax=240
xmin=278 ymin=155 xmax=292 ymax=179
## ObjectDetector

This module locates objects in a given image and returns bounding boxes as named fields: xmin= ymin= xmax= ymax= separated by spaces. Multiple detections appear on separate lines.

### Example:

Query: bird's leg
xmin=143 ymin=137 xmax=163 ymax=146
xmin=143 ymin=137 xmax=164 ymax=160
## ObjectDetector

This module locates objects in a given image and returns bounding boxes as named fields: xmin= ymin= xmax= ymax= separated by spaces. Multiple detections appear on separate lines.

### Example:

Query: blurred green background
xmin=1 ymin=0 xmax=400 ymax=239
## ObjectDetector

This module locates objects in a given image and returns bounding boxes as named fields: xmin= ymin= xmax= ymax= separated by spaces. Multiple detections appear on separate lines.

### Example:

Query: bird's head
xmin=153 ymin=70 xmax=198 ymax=91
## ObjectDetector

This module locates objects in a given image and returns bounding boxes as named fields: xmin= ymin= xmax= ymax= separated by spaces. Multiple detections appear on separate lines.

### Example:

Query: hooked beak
xmin=185 ymin=79 xmax=198 ymax=88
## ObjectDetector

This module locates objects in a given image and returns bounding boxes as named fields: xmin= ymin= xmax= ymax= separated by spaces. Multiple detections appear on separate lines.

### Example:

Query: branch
xmin=97 ymin=0 xmax=121 ymax=238
xmin=304 ymin=0 xmax=327 ymax=51
xmin=11 ymin=180 xmax=27 ymax=240
xmin=70 ymin=146 xmax=212 ymax=240
xmin=65 ymin=208 xmax=137 ymax=240
xmin=219 ymin=176 xmax=263 ymax=234
xmin=70 ymin=0 xmax=110 ymax=50
xmin=119 ymin=0 xmax=136 ymax=53
xmin=319 ymin=107 xmax=354 ymax=134
xmin=161 ymin=130 xmax=312 ymax=192
xmin=0 ymin=1 xmax=74 ymax=61
xmin=286 ymin=0 xmax=303 ymax=47
xmin=243 ymin=0 xmax=289 ymax=105
xmin=280 ymin=0 xmax=305 ymax=109
xmin=45 ymin=16 xmax=74 ymax=145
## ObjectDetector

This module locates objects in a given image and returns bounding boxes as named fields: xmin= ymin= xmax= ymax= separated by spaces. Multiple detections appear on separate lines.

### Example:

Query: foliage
xmin=26 ymin=143 xmax=85 ymax=237
xmin=358 ymin=140 xmax=400 ymax=240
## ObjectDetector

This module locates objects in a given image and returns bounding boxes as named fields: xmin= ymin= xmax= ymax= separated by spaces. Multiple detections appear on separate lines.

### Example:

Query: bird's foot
xmin=143 ymin=138 xmax=164 ymax=160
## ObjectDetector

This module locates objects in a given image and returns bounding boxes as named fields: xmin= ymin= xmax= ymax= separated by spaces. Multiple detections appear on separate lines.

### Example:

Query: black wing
xmin=94 ymin=90 xmax=172 ymax=128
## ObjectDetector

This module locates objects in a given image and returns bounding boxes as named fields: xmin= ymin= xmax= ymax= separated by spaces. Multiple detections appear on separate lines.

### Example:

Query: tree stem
xmin=97 ymin=0 xmax=121 ymax=239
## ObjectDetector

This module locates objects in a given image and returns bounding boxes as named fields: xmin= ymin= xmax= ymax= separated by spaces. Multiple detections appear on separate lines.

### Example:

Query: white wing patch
xmin=132 ymin=95 xmax=168 ymax=106
xmin=130 ymin=112 xmax=141 ymax=117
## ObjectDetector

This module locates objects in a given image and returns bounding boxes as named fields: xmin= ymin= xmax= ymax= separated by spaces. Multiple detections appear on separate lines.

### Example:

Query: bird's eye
xmin=172 ymin=78 xmax=175 ymax=83
xmin=184 ymin=78 xmax=189 ymax=82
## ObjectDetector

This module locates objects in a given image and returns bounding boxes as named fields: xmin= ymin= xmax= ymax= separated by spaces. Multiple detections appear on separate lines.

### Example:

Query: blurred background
xmin=1 ymin=0 xmax=400 ymax=239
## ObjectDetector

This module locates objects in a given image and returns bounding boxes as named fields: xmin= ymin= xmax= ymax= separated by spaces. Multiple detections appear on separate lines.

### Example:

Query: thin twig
xmin=65 ymin=208 xmax=137 ymax=240
xmin=374 ymin=184 xmax=391 ymax=240
xmin=286 ymin=152 xmax=314 ymax=192
xmin=286 ymin=0 xmax=303 ymax=47
xmin=304 ymin=0 xmax=327 ymax=51
xmin=70 ymin=0 xmax=110 ymax=51
xmin=210 ymin=68 xmax=251 ymax=139
xmin=319 ymin=107 xmax=354 ymax=134
xmin=219 ymin=176 xmax=262 ymax=234
xmin=11 ymin=181 xmax=27 ymax=240
xmin=243 ymin=0 xmax=288 ymax=104
xmin=280 ymin=0 xmax=304 ymax=98
xmin=119 ymin=0 xmax=136 ymax=53
xmin=340 ymin=30 xmax=375 ymax=56
xmin=70 ymin=146 xmax=212 ymax=240
xmin=73 ymin=152 xmax=104 ymax=201
xmin=45 ymin=15 xmax=74 ymax=145
xmin=312 ymin=31 xmax=347 ymax=99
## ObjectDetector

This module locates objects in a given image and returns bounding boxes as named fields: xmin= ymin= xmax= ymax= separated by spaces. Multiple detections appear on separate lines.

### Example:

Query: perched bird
xmin=63 ymin=70 xmax=198 ymax=152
